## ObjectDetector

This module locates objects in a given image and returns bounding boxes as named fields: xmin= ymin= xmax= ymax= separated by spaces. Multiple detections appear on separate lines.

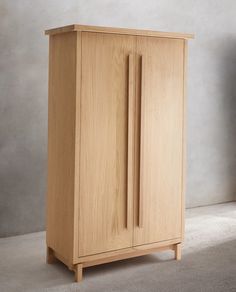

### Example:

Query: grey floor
xmin=0 ymin=203 xmax=236 ymax=292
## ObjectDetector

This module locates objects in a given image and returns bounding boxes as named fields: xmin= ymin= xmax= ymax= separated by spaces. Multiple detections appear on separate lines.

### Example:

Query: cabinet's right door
xmin=133 ymin=37 xmax=185 ymax=246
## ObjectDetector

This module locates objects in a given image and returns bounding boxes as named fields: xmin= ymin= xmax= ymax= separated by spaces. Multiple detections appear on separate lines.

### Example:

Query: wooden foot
xmin=46 ymin=246 xmax=56 ymax=264
xmin=174 ymin=243 xmax=181 ymax=260
xmin=75 ymin=263 xmax=83 ymax=282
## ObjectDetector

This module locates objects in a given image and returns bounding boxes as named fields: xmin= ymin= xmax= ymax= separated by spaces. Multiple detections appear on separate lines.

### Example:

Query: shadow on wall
xmin=222 ymin=39 xmax=236 ymax=200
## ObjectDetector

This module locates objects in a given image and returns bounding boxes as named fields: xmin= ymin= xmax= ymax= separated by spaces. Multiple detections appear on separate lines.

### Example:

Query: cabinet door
xmin=134 ymin=37 xmax=184 ymax=246
xmin=78 ymin=32 xmax=135 ymax=257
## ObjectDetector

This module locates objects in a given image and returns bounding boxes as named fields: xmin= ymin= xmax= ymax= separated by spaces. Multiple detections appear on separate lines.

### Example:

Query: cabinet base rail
xmin=47 ymin=242 xmax=182 ymax=282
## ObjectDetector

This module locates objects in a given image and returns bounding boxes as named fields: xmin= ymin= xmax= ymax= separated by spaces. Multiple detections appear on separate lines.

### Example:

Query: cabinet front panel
xmin=78 ymin=32 xmax=135 ymax=257
xmin=134 ymin=37 xmax=184 ymax=245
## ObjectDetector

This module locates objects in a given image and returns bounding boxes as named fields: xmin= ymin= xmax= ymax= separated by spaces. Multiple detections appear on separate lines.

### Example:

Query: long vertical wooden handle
xmin=139 ymin=55 xmax=144 ymax=228
xmin=126 ymin=53 xmax=134 ymax=229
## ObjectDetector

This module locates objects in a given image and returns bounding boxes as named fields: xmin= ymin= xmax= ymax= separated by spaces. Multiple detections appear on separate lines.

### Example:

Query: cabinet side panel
xmin=73 ymin=31 xmax=82 ymax=262
xmin=181 ymin=40 xmax=188 ymax=240
xmin=47 ymin=32 xmax=77 ymax=263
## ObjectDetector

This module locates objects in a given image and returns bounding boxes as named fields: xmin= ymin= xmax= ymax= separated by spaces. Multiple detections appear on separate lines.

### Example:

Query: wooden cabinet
xmin=45 ymin=24 xmax=193 ymax=282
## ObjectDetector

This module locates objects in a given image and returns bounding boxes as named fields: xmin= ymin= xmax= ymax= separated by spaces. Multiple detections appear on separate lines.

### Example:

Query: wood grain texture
xmin=133 ymin=37 xmax=185 ymax=246
xmin=174 ymin=243 xmax=182 ymax=260
xmin=46 ymin=29 xmax=190 ymax=275
xmin=45 ymin=24 xmax=194 ymax=39
xmin=75 ymin=264 xmax=83 ymax=282
xmin=126 ymin=53 xmax=135 ymax=230
xmin=138 ymin=55 xmax=145 ymax=228
xmin=82 ymin=245 xmax=174 ymax=268
xmin=73 ymin=31 xmax=82 ymax=263
xmin=78 ymin=32 xmax=135 ymax=257
xmin=181 ymin=40 xmax=188 ymax=241
xmin=77 ymin=238 xmax=180 ymax=267
xmin=47 ymin=32 xmax=77 ymax=263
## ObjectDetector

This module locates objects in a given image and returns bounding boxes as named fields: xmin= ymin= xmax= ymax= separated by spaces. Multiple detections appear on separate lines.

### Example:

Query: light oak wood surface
xmin=127 ymin=53 xmax=135 ymax=230
xmin=78 ymin=32 xmax=135 ymax=257
xmin=181 ymin=40 xmax=188 ymax=241
xmin=174 ymin=243 xmax=182 ymax=260
xmin=77 ymin=237 xmax=180 ymax=264
xmin=82 ymin=244 xmax=175 ymax=268
xmin=47 ymin=32 xmax=78 ymax=263
xmin=46 ymin=25 xmax=192 ymax=282
xmin=45 ymin=24 xmax=194 ymax=40
xmin=133 ymin=36 xmax=184 ymax=245
xmin=73 ymin=31 xmax=82 ymax=263
xmin=75 ymin=264 xmax=83 ymax=282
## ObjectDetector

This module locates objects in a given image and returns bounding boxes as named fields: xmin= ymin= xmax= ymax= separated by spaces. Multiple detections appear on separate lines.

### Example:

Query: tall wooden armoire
xmin=45 ymin=24 xmax=193 ymax=282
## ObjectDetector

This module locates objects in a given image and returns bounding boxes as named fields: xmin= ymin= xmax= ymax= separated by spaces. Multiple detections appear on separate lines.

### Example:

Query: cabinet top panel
xmin=45 ymin=24 xmax=194 ymax=39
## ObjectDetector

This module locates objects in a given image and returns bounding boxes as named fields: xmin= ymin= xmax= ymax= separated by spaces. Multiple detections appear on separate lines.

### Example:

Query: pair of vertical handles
xmin=127 ymin=53 xmax=144 ymax=229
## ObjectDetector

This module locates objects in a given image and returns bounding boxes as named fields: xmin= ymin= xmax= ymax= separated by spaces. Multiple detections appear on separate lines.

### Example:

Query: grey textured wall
xmin=0 ymin=0 xmax=236 ymax=237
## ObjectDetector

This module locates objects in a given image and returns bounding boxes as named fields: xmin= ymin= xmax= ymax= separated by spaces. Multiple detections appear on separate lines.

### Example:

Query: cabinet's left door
xmin=78 ymin=32 xmax=135 ymax=257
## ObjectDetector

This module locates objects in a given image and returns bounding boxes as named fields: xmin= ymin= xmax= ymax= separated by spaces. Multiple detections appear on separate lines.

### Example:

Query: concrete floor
xmin=0 ymin=202 xmax=236 ymax=292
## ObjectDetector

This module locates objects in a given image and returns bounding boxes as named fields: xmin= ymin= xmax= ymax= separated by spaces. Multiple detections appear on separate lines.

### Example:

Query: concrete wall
xmin=0 ymin=0 xmax=235 ymax=237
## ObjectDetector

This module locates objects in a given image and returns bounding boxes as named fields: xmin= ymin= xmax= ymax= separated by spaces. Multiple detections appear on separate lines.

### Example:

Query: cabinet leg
xmin=46 ymin=246 xmax=56 ymax=264
xmin=174 ymin=243 xmax=181 ymax=260
xmin=75 ymin=263 xmax=83 ymax=282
